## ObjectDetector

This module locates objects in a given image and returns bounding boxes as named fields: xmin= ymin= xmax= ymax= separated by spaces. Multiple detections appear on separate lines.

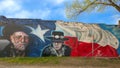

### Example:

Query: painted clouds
xmin=0 ymin=0 xmax=68 ymax=20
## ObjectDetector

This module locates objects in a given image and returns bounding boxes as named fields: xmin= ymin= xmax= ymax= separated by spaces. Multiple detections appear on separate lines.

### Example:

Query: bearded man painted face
xmin=0 ymin=24 xmax=31 ymax=57
xmin=10 ymin=31 xmax=29 ymax=51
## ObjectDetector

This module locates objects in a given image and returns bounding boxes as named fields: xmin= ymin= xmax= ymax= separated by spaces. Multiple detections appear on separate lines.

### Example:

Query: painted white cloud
xmin=0 ymin=0 xmax=70 ymax=20
xmin=44 ymin=0 xmax=69 ymax=6
xmin=0 ymin=0 xmax=21 ymax=13
xmin=7 ymin=9 xmax=51 ymax=19
xmin=53 ymin=0 xmax=65 ymax=5
xmin=0 ymin=0 xmax=52 ymax=19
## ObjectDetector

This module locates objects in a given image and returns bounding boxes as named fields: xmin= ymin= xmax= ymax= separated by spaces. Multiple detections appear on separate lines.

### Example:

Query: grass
xmin=0 ymin=57 xmax=120 ymax=67
xmin=0 ymin=57 xmax=65 ymax=65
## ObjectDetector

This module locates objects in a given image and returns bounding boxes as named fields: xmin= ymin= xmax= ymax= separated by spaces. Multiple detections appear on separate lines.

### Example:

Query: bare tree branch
xmin=77 ymin=0 xmax=97 ymax=15
xmin=65 ymin=0 xmax=120 ymax=19
xmin=95 ymin=2 xmax=112 ymax=5
xmin=109 ymin=0 xmax=120 ymax=12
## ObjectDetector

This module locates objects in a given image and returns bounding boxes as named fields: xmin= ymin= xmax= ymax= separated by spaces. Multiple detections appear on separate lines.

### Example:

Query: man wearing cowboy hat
xmin=0 ymin=24 xmax=31 ymax=57
xmin=42 ymin=31 xmax=71 ymax=57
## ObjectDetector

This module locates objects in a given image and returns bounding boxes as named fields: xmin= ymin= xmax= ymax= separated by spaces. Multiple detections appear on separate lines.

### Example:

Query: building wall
xmin=0 ymin=16 xmax=119 ymax=57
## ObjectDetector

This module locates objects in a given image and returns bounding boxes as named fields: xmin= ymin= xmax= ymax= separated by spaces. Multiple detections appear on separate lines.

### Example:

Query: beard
xmin=13 ymin=43 xmax=28 ymax=51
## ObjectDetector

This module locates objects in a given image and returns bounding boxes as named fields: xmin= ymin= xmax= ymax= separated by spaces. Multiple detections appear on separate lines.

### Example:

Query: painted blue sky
xmin=0 ymin=0 xmax=120 ymax=25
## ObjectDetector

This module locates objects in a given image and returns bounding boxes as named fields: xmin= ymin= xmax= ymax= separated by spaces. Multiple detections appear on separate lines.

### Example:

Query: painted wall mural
xmin=0 ymin=16 xmax=120 ymax=57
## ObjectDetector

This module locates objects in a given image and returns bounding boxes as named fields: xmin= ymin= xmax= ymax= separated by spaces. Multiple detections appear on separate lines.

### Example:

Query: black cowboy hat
xmin=46 ymin=31 xmax=68 ymax=42
xmin=1 ymin=24 xmax=31 ymax=39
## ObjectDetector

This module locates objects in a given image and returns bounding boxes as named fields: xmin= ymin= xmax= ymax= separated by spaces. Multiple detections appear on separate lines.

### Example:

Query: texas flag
xmin=26 ymin=21 xmax=119 ymax=57
xmin=64 ymin=36 xmax=118 ymax=57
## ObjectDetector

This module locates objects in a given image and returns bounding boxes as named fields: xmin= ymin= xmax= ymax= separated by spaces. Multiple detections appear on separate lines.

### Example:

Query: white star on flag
xmin=27 ymin=25 xmax=49 ymax=42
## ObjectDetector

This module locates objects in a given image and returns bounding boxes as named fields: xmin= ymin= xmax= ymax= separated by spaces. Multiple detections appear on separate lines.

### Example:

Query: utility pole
xmin=92 ymin=35 xmax=94 ymax=57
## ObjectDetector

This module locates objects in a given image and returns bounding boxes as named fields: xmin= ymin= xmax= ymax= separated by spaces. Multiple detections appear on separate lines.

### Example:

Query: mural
xmin=0 ymin=16 xmax=119 ymax=57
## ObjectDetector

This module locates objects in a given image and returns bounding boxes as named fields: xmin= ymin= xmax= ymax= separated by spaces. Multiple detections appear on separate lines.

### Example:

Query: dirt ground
xmin=0 ymin=65 xmax=114 ymax=68
xmin=0 ymin=63 xmax=119 ymax=68
xmin=0 ymin=57 xmax=120 ymax=68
